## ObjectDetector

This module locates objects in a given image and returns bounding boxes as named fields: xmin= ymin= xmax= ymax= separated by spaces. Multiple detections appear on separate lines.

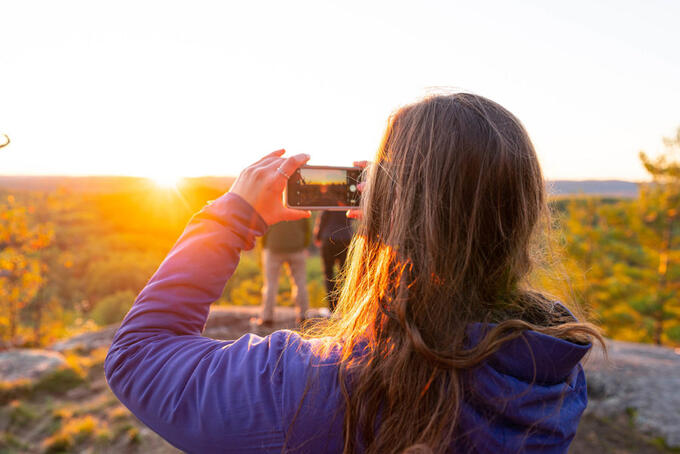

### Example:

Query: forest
xmin=0 ymin=129 xmax=679 ymax=350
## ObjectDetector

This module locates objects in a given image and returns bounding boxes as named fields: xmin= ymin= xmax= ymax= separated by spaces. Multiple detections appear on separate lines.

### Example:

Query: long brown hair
xmin=304 ymin=93 xmax=602 ymax=453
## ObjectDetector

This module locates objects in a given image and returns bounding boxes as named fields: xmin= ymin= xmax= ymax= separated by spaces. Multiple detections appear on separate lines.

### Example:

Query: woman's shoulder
xmin=269 ymin=329 xmax=343 ymax=368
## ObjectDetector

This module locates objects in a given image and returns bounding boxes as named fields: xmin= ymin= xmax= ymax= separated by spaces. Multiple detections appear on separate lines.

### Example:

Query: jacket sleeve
xmin=104 ymin=193 xmax=293 ymax=453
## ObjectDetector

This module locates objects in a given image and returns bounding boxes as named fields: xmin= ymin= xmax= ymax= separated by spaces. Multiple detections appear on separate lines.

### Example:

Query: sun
xmin=148 ymin=174 xmax=183 ymax=189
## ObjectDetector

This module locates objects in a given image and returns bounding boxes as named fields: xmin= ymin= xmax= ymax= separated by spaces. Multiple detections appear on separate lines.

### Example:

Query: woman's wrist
xmin=206 ymin=192 xmax=268 ymax=237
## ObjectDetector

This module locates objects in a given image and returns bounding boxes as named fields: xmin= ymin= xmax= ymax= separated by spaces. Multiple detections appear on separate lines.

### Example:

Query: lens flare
xmin=149 ymin=174 xmax=182 ymax=189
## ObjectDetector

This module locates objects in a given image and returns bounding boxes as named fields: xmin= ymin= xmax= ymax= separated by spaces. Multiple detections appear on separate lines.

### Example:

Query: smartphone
xmin=286 ymin=165 xmax=363 ymax=210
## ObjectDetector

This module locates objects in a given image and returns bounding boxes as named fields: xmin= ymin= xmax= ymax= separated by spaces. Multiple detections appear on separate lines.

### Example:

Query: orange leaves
xmin=0 ymin=193 xmax=54 ymax=342
xmin=658 ymin=252 xmax=668 ymax=275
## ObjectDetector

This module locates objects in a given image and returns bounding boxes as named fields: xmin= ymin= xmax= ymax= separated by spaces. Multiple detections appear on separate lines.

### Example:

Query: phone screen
xmin=287 ymin=166 xmax=362 ymax=209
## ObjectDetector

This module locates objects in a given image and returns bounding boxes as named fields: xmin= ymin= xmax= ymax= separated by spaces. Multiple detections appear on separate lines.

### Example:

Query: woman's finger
xmin=276 ymin=153 xmax=311 ymax=177
xmin=252 ymin=149 xmax=286 ymax=167
xmin=280 ymin=207 xmax=312 ymax=221
xmin=353 ymin=160 xmax=369 ymax=169
xmin=347 ymin=208 xmax=362 ymax=219
xmin=257 ymin=156 xmax=284 ymax=170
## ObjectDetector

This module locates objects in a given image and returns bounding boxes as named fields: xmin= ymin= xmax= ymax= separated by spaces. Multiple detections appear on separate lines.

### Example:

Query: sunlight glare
xmin=149 ymin=174 xmax=183 ymax=189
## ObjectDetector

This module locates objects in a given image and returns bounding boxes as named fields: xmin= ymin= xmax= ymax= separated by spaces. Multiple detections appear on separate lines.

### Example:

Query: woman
xmin=105 ymin=93 xmax=601 ymax=453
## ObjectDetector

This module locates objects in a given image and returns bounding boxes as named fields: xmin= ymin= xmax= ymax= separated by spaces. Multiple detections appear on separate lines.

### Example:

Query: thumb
xmin=280 ymin=208 xmax=312 ymax=221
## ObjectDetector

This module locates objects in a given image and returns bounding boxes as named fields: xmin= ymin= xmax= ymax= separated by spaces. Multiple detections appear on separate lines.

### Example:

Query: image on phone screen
xmin=287 ymin=166 xmax=362 ymax=209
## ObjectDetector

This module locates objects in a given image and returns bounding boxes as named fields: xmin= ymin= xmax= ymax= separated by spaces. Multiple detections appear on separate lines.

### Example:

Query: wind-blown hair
xmin=304 ymin=93 xmax=601 ymax=453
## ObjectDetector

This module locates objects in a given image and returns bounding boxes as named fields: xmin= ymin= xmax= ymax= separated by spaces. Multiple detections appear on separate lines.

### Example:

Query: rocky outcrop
xmin=204 ymin=305 xmax=327 ymax=338
xmin=49 ymin=325 xmax=120 ymax=354
xmin=0 ymin=349 xmax=66 ymax=384
xmin=584 ymin=339 xmax=680 ymax=448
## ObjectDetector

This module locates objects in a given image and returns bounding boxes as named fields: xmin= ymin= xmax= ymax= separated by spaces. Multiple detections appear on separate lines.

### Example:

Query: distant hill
xmin=0 ymin=176 xmax=638 ymax=198
xmin=548 ymin=180 xmax=639 ymax=198
xmin=0 ymin=175 xmax=235 ymax=194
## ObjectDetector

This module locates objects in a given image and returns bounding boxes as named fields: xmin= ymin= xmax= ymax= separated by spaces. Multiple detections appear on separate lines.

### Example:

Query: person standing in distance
xmin=256 ymin=218 xmax=311 ymax=327
xmin=314 ymin=211 xmax=354 ymax=312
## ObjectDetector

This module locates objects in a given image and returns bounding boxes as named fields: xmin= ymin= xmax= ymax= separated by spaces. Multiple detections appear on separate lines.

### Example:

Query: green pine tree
xmin=635 ymin=127 xmax=680 ymax=345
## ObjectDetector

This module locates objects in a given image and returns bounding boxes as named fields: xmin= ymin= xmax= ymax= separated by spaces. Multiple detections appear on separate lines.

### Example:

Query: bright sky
xmin=1 ymin=0 xmax=679 ymax=181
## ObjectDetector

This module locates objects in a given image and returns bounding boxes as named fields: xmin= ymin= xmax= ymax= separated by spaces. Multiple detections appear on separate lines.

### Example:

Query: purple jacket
xmin=105 ymin=193 xmax=591 ymax=453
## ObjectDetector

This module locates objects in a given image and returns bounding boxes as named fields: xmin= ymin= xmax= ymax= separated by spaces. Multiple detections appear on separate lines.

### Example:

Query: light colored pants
xmin=261 ymin=249 xmax=309 ymax=322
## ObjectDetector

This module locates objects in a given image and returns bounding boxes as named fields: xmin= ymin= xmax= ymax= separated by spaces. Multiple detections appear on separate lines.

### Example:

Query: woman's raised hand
xmin=229 ymin=149 xmax=311 ymax=226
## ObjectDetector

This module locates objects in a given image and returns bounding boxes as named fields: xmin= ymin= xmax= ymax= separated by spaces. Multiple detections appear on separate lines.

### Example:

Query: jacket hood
xmin=456 ymin=322 xmax=591 ymax=453
xmin=467 ymin=322 xmax=591 ymax=385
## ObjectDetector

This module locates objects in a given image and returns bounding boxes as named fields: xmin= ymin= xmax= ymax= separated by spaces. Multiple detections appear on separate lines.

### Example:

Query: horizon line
xmin=0 ymin=174 xmax=649 ymax=183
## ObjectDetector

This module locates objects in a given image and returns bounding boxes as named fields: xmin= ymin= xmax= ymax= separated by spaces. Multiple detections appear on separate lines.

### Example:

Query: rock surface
xmin=205 ymin=305 xmax=327 ymax=337
xmin=0 ymin=349 xmax=66 ymax=383
xmin=49 ymin=325 xmax=120 ymax=353
xmin=583 ymin=339 xmax=680 ymax=448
